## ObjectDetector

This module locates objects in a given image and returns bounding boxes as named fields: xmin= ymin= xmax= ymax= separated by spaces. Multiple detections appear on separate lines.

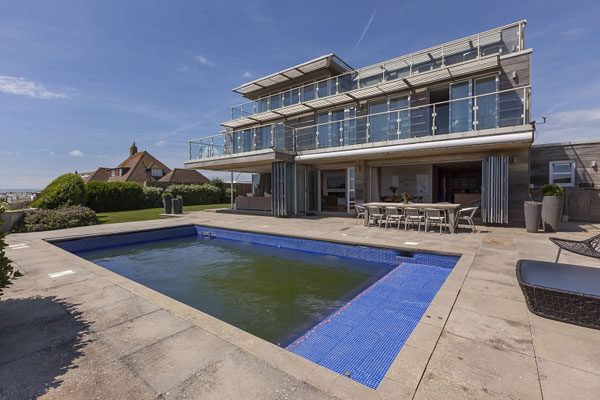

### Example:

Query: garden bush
xmin=140 ymin=186 xmax=164 ymax=208
xmin=85 ymin=181 xmax=144 ymax=212
xmin=31 ymin=173 xmax=86 ymax=209
xmin=165 ymin=184 xmax=222 ymax=205
xmin=1 ymin=204 xmax=22 ymax=299
xmin=21 ymin=206 xmax=98 ymax=232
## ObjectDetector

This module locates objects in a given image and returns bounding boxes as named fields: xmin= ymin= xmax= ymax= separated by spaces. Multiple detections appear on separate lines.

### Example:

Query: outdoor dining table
xmin=361 ymin=202 xmax=463 ymax=234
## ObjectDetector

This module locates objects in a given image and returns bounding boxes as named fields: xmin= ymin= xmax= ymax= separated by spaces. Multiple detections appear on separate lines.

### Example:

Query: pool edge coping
xmin=28 ymin=217 xmax=475 ymax=399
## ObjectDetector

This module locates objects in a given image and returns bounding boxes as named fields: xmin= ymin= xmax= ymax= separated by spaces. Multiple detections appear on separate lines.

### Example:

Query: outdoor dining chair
xmin=367 ymin=205 xmax=385 ymax=228
xmin=384 ymin=207 xmax=404 ymax=230
xmin=355 ymin=205 xmax=366 ymax=224
xmin=424 ymin=208 xmax=447 ymax=234
xmin=404 ymin=207 xmax=424 ymax=232
xmin=455 ymin=206 xmax=478 ymax=233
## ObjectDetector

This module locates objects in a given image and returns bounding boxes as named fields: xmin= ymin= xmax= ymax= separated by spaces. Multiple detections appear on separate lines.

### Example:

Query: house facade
xmin=185 ymin=21 xmax=532 ymax=224
xmin=80 ymin=143 xmax=209 ymax=186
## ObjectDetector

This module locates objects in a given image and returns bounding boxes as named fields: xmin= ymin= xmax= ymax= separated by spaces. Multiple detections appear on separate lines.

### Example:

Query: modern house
xmin=80 ymin=142 xmax=209 ymax=186
xmin=185 ymin=21 xmax=532 ymax=224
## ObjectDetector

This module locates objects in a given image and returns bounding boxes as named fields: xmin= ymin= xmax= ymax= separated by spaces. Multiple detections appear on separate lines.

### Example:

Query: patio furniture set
xmin=355 ymin=202 xmax=478 ymax=234
xmin=517 ymin=233 xmax=600 ymax=330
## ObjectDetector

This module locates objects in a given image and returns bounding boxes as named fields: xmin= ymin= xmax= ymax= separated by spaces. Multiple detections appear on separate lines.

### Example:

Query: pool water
xmin=75 ymin=235 xmax=391 ymax=346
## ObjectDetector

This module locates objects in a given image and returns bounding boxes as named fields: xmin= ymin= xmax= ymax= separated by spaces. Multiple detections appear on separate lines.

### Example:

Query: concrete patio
xmin=1 ymin=211 xmax=599 ymax=399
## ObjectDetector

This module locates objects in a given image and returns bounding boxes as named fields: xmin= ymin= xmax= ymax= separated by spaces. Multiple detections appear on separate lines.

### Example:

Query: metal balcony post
xmin=188 ymin=141 xmax=191 ymax=160
xmin=210 ymin=137 xmax=214 ymax=158
xmin=473 ymin=97 xmax=478 ymax=130
xmin=432 ymin=104 xmax=436 ymax=135
xmin=397 ymin=111 xmax=401 ymax=140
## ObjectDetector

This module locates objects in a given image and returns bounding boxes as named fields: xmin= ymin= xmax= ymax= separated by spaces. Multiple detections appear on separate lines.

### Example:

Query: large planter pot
xmin=172 ymin=199 xmax=183 ymax=214
xmin=162 ymin=196 xmax=172 ymax=214
xmin=523 ymin=202 xmax=542 ymax=233
xmin=541 ymin=196 xmax=563 ymax=232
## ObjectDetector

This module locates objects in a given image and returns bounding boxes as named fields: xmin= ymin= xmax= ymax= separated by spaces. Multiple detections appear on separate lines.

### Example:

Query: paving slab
xmin=537 ymin=358 xmax=600 ymax=400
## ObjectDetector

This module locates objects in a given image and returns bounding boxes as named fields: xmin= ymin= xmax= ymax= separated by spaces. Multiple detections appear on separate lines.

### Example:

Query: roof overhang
xmin=221 ymin=54 xmax=501 ymax=129
xmin=184 ymin=149 xmax=295 ymax=171
xmin=232 ymin=54 xmax=353 ymax=96
xmin=294 ymin=127 xmax=533 ymax=164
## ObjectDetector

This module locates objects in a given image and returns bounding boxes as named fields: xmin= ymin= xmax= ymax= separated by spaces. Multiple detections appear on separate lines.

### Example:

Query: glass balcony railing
xmin=230 ymin=21 xmax=525 ymax=120
xmin=189 ymin=86 xmax=530 ymax=161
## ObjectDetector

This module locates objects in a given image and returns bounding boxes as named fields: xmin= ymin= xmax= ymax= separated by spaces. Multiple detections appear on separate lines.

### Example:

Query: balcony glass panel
xmin=359 ymin=68 xmax=383 ymax=88
xmin=269 ymin=94 xmax=281 ymax=110
xmin=317 ymin=78 xmax=335 ymax=98
xmin=475 ymin=77 xmax=498 ymax=130
xmin=296 ymin=126 xmax=316 ymax=151
xmin=255 ymin=125 xmax=273 ymax=150
xmin=450 ymin=82 xmax=471 ymax=133
xmin=302 ymin=84 xmax=316 ymax=101
xmin=231 ymin=107 xmax=243 ymax=120
xmin=444 ymin=38 xmax=478 ymax=66
xmin=498 ymin=89 xmax=525 ymax=127
xmin=256 ymin=98 xmax=269 ymax=114
xmin=241 ymin=103 xmax=255 ymax=117
xmin=338 ymin=73 xmax=358 ymax=93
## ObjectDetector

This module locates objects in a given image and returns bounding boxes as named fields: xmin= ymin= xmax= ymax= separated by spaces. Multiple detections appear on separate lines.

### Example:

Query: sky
xmin=1 ymin=0 xmax=599 ymax=189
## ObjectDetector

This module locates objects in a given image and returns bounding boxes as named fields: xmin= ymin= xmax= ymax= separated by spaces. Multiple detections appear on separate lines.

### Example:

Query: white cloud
xmin=0 ymin=75 xmax=69 ymax=99
xmin=154 ymin=139 xmax=168 ymax=147
xmin=69 ymin=149 xmax=84 ymax=157
xmin=562 ymin=27 xmax=584 ymax=37
xmin=49 ymin=152 xmax=55 ymax=156
xmin=242 ymin=71 xmax=253 ymax=79
xmin=535 ymin=107 xmax=600 ymax=144
xmin=549 ymin=108 xmax=600 ymax=125
xmin=193 ymin=54 xmax=214 ymax=66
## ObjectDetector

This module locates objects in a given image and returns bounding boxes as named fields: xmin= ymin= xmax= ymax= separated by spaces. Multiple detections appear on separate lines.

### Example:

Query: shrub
xmin=141 ymin=186 xmax=163 ymax=208
xmin=1 ymin=204 xmax=22 ymax=299
xmin=32 ymin=173 xmax=86 ymax=209
xmin=165 ymin=184 xmax=221 ymax=205
xmin=85 ymin=181 xmax=143 ymax=212
xmin=541 ymin=184 xmax=564 ymax=197
xmin=21 ymin=206 xmax=98 ymax=233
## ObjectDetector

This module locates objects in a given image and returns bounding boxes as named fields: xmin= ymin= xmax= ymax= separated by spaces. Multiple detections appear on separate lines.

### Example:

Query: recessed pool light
xmin=48 ymin=270 xmax=75 ymax=278
xmin=403 ymin=241 xmax=419 ymax=245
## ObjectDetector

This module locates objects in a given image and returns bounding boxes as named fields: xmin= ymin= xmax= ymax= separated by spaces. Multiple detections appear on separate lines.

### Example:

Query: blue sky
xmin=1 ymin=0 xmax=599 ymax=189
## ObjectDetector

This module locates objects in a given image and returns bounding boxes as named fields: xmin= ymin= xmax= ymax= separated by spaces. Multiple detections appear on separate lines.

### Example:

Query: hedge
xmin=165 ymin=184 xmax=224 ymax=205
xmin=141 ymin=186 xmax=163 ymax=208
xmin=32 ymin=173 xmax=86 ymax=209
xmin=21 ymin=206 xmax=98 ymax=232
xmin=85 ymin=181 xmax=144 ymax=212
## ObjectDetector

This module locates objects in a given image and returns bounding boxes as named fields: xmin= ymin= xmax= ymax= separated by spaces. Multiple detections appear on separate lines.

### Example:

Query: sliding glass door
xmin=450 ymin=81 xmax=472 ymax=133
xmin=475 ymin=76 xmax=498 ymax=130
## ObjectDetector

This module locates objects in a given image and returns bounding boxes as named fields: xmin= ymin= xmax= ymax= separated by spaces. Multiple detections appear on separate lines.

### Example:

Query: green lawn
xmin=96 ymin=203 xmax=229 ymax=224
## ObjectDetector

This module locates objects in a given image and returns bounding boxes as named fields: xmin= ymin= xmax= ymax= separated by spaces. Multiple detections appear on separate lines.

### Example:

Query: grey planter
xmin=173 ymin=199 xmax=183 ymax=214
xmin=162 ymin=196 xmax=173 ymax=214
xmin=542 ymin=196 xmax=563 ymax=232
xmin=524 ymin=202 xmax=542 ymax=233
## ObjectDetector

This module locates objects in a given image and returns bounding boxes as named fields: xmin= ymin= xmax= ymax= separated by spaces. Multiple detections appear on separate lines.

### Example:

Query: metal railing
xmin=230 ymin=21 xmax=525 ymax=120
xmin=189 ymin=85 xmax=530 ymax=161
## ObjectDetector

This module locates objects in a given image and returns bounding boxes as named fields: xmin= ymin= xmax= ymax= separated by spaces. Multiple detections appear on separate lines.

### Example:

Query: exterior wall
xmin=531 ymin=141 xmax=600 ymax=222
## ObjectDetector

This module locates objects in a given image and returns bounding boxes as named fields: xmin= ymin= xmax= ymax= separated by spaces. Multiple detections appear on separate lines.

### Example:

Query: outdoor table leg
xmin=447 ymin=209 xmax=456 ymax=234
xmin=364 ymin=207 xmax=370 ymax=227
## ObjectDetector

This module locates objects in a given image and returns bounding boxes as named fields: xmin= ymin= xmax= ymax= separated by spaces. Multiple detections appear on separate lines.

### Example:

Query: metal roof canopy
xmin=233 ymin=54 xmax=353 ymax=96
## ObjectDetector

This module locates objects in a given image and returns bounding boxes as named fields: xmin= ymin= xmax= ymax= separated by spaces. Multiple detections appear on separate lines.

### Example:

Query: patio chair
xmin=355 ymin=205 xmax=366 ymax=224
xmin=549 ymin=233 xmax=600 ymax=263
xmin=367 ymin=205 xmax=385 ymax=228
xmin=404 ymin=207 xmax=424 ymax=232
xmin=424 ymin=208 xmax=446 ymax=234
xmin=455 ymin=206 xmax=478 ymax=233
xmin=516 ymin=259 xmax=600 ymax=329
xmin=384 ymin=207 xmax=404 ymax=230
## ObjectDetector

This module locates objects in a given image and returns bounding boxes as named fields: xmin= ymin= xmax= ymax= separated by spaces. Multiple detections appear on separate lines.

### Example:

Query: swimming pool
xmin=53 ymin=225 xmax=459 ymax=389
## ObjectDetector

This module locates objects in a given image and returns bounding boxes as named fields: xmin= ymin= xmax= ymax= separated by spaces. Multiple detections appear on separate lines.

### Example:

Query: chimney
xmin=130 ymin=141 xmax=138 ymax=156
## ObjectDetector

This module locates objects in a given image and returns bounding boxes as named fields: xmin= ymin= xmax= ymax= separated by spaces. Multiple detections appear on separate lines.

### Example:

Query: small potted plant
xmin=401 ymin=192 xmax=410 ymax=205
xmin=162 ymin=192 xmax=173 ymax=214
xmin=523 ymin=200 xmax=542 ymax=233
xmin=540 ymin=184 xmax=564 ymax=232
xmin=388 ymin=185 xmax=398 ymax=197
xmin=173 ymin=195 xmax=183 ymax=214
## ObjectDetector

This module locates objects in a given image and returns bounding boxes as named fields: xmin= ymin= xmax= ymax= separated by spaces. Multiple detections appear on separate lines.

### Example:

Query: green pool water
xmin=77 ymin=236 xmax=391 ymax=346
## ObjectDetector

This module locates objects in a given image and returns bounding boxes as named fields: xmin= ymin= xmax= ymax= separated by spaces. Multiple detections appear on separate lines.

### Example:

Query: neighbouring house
xmin=530 ymin=140 xmax=600 ymax=222
xmin=185 ymin=21 xmax=532 ymax=223
xmin=79 ymin=142 xmax=209 ymax=186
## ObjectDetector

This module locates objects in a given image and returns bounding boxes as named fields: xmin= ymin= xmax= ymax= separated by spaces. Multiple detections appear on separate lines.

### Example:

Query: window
xmin=151 ymin=169 xmax=163 ymax=178
xmin=549 ymin=160 xmax=576 ymax=187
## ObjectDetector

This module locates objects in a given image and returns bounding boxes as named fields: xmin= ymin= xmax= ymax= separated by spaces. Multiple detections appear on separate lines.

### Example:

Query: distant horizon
xmin=0 ymin=189 xmax=41 ymax=193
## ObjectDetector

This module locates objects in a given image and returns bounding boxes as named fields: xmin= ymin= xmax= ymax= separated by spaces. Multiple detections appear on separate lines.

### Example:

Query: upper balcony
xmin=188 ymin=84 xmax=531 ymax=168
xmin=224 ymin=21 xmax=525 ymax=129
